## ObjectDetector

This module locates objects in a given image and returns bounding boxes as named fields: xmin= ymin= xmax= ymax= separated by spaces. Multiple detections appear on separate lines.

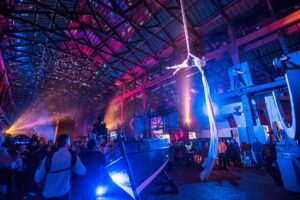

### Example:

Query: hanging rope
xmin=179 ymin=0 xmax=191 ymax=55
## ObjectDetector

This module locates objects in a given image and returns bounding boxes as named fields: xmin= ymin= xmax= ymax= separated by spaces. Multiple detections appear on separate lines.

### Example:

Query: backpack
xmin=37 ymin=151 xmax=77 ymax=191
xmin=45 ymin=151 xmax=77 ymax=174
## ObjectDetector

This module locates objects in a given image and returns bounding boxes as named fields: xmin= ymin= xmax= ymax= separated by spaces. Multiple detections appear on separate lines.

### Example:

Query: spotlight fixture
xmin=96 ymin=186 xmax=107 ymax=196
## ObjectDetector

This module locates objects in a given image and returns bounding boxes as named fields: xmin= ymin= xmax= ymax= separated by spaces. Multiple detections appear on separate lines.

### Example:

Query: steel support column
xmin=120 ymin=83 xmax=125 ymax=126
xmin=241 ymin=94 xmax=256 ymax=143
xmin=142 ymin=75 xmax=150 ymax=137
xmin=265 ymin=0 xmax=289 ymax=55
xmin=226 ymin=16 xmax=241 ymax=65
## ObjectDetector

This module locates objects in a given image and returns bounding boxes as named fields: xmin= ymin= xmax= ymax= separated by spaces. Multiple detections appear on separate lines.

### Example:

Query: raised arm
xmin=73 ymin=155 xmax=86 ymax=175
xmin=34 ymin=158 xmax=46 ymax=183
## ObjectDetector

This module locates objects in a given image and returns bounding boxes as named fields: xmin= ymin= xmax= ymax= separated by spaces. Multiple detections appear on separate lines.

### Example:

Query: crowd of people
xmin=170 ymin=138 xmax=207 ymax=167
xmin=217 ymin=138 xmax=242 ymax=170
xmin=0 ymin=133 xmax=109 ymax=200
xmin=1 ymin=130 xmax=282 ymax=200
xmin=169 ymin=136 xmax=278 ymax=173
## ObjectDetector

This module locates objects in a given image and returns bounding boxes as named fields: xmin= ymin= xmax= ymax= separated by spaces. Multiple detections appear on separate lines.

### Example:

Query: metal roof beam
xmin=83 ymin=2 xmax=153 ymax=68
xmin=153 ymin=0 xmax=201 ymax=47
xmin=3 ymin=11 xmax=142 ymax=66
xmin=3 ymin=9 xmax=96 ymax=15
xmin=81 ymin=1 xmax=137 ymax=77
xmin=26 ymin=0 xmax=127 ymax=42
xmin=98 ymin=0 xmax=170 ymax=45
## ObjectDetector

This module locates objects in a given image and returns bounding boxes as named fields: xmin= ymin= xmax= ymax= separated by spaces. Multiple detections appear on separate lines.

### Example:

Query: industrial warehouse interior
xmin=0 ymin=0 xmax=300 ymax=200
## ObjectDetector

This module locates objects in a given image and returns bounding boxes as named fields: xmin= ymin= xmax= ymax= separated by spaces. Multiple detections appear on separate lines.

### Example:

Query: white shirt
xmin=35 ymin=147 xmax=86 ymax=198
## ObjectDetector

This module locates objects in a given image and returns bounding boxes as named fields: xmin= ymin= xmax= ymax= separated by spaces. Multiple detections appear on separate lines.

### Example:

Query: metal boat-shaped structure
xmin=103 ymin=138 xmax=170 ymax=199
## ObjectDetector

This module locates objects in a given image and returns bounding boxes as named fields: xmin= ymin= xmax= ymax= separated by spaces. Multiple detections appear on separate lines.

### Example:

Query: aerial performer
xmin=167 ymin=0 xmax=219 ymax=181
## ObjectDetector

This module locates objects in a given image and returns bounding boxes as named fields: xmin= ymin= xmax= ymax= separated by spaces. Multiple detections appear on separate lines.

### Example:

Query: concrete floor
xmin=152 ymin=166 xmax=300 ymax=200
xmin=7 ymin=166 xmax=297 ymax=200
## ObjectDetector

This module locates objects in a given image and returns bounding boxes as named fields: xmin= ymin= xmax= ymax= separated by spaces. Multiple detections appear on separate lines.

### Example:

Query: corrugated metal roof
xmin=2 ymin=0 xmax=300 ymax=113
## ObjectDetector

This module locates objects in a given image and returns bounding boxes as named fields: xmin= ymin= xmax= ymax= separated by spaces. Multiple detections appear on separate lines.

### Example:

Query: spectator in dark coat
xmin=81 ymin=140 xmax=105 ymax=200
xmin=230 ymin=139 xmax=241 ymax=167
xmin=26 ymin=140 xmax=42 ymax=196
xmin=252 ymin=137 xmax=263 ymax=168
xmin=41 ymin=140 xmax=55 ymax=158
xmin=263 ymin=137 xmax=281 ymax=184
xmin=225 ymin=139 xmax=231 ymax=167
xmin=0 ymin=133 xmax=23 ymax=198
xmin=0 ymin=133 xmax=13 ymax=197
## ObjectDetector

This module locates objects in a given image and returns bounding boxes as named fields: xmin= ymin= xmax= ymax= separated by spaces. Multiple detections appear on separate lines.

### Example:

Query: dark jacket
xmin=252 ymin=142 xmax=263 ymax=153
xmin=81 ymin=150 xmax=104 ymax=185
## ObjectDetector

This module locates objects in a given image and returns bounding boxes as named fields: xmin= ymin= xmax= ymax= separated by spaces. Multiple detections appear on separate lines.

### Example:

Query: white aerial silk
xmin=168 ymin=0 xmax=219 ymax=181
